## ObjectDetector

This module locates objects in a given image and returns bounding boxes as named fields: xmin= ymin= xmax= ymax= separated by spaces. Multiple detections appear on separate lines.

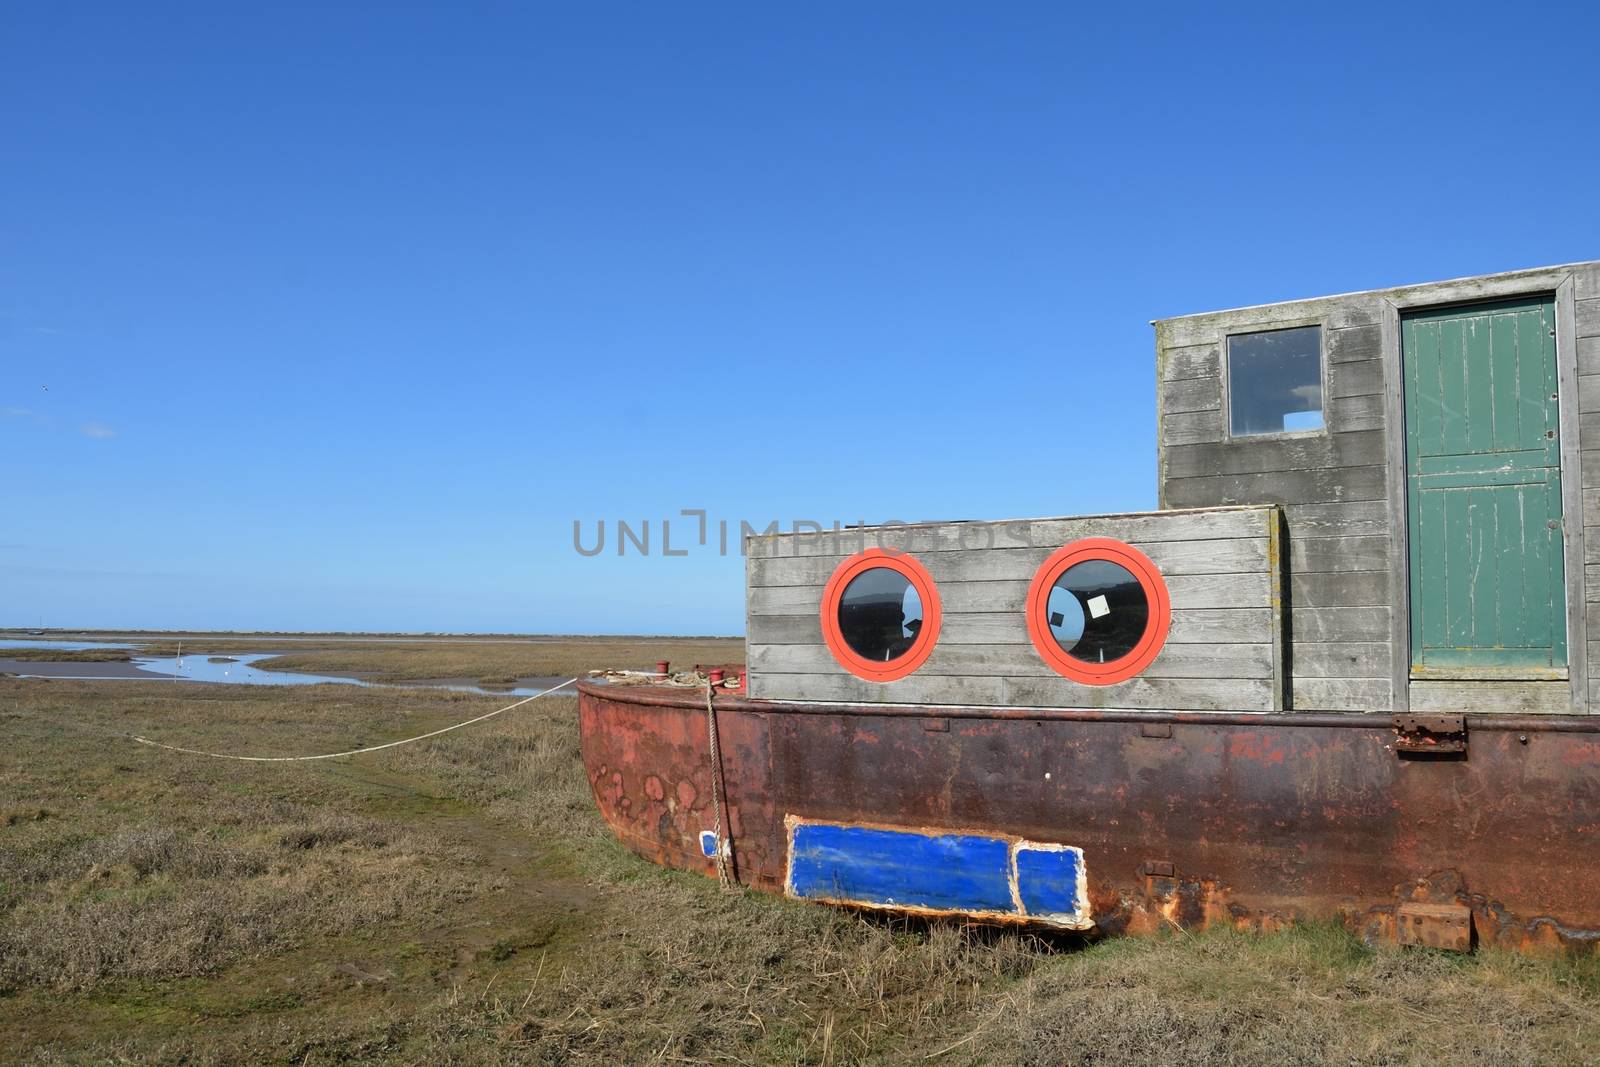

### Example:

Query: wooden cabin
xmin=747 ymin=261 xmax=1600 ymax=717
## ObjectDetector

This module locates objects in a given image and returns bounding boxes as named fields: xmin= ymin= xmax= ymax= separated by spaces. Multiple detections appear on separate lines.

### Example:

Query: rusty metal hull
xmin=578 ymin=680 xmax=1600 ymax=953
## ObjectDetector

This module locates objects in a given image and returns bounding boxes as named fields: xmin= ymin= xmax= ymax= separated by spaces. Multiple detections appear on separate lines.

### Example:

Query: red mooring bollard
xmin=656 ymin=660 xmax=670 ymax=678
xmin=709 ymin=668 xmax=725 ymax=686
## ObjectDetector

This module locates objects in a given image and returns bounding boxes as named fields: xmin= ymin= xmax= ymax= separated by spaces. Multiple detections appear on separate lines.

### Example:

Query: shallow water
xmin=130 ymin=653 xmax=565 ymax=697
xmin=4 ymin=645 xmax=568 ymax=697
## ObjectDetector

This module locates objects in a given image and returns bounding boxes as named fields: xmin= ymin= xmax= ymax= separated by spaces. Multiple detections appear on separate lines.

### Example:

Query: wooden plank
xmin=1577 ymin=267 xmax=1600 ymax=302
xmin=1330 ymin=392 xmax=1385 ymax=432
xmin=754 ymin=508 xmax=1276 ymax=558
xmin=1290 ymin=534 xmax=1390 ymax=573
xmin=1290 ymin=570 xmax=1389 ymax=608
xmin=1160 ymin=299 xmax=1383 ymax=349
xmin=931 ymin=612 xmax=1029 ymax=645
xmin=1292 ymin=642 xmax=1392 ymax=679
xmin=1579 ymin=335 xmax=1600 ymax=378
xmin=1160 ymin=375 xmax=1221 ymax=414
xmin=1293 ymin=606 xmax=1392 ymax=642
xmin=1161 ymin=409 xmax=1225 ymax=446
xmin=1267 ymin=509 xmax=1287 ymax=711
xmin=1291 ymin=677 xmax=1392 ymax=713
xmin=1579 ymin=450 xmax=1600 ymax=489
xmin=1328 ymin=359 xmax=1384 ymax=399
xmin=747 ymin=613 xmax=825 ymax=645
xmin=1164 ymin=572 xmax=1272 ymax=609
xmin=1577 ymin=600 xmax=1600 ymax=635
xmin=1584 ymin=488 xmax=1600 ymax=531
xmin=748 ymin=584 xmax=835 ymax=616
xmin=1387 ymin=266 xmax=1579 ymax=310
xmin=1283 ymin=500 xmax=1389 ymax=538
xmin=751 ymin=671 xmax=1275 ymax=712
xmin=1579 ymin=298 xmax=1600 ymax=338
xmin=1583 ymin=563 xmax=1600 ymax=595
xmin=1164 ymin=465 xmax=1386 ymax=509
xmin=1578 ymin=374 xmax=1600 ymax=415
xmin=1382 ymin=298 xmax=1409 ymax=715
xmin=1161 ymin=430 xmax=1384 ymax=480
xmin=1159 ymin=342 xmax=1221 ymax=383
xmin=1580 ymin=413 xmax=1600 ymax=450
xmin=749 ymin=538 xmax=1272 ymax=588
xmin=1164 ymin=607 xmax=1275 ymax=644
xmin=1328 ymin=323 xmax=1382 ymax=363
xmin=1410 ymin=680 xmax=1575 ymax=715
xmin=1556 ymin=277 xmax=1587 ymax=713
xmin=751 ymin=643 xmax=1046 ymax=678
xmin=749 ymin=641 xmax=1274 ymax=680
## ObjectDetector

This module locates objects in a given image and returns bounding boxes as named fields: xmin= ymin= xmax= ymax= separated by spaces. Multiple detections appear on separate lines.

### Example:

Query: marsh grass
xmin=0 ymin=647 xmax=134 ymax=662
xmin=124 ymin=635 xmax=743 ymax=686
xmin=5 ymin=663 xmax=1600 ymax=1065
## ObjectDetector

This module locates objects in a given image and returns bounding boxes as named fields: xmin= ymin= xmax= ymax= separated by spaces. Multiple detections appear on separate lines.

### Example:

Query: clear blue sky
xmin=5 ymin=3 xmax=1597 ymax=635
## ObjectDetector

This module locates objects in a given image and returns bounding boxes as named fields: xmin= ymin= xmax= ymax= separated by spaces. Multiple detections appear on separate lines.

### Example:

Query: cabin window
xmin=1026 ymin=538 xmax=1170 ymax=685
xmin=820 ymin=550 xmax=942 ymax=682
xmin=1226 ymin=325 xmax=1324 ymax=436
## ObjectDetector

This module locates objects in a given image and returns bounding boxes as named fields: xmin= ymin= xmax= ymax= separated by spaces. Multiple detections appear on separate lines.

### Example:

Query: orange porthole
xmin=1026 ymin=538 xmax=1171 ymax=685
xmin=820 ymin=549 xmax=942 ymax=682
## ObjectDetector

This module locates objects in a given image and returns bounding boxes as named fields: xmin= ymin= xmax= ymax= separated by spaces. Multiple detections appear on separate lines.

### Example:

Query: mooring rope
xmin=704 ymin=679 xmax=734 ymax=889
xmin=130 ymin=678 xmax=578 ymax=762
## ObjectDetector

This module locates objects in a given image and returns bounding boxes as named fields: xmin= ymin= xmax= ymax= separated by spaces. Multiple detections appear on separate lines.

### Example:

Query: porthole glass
xmin=1047 ymin=559 xmax=1149 ymax=664
xmin=1026 ymin=538 xmax=1171 ymax=685
xmin=838 ymin=568 xmax=925 ymax=663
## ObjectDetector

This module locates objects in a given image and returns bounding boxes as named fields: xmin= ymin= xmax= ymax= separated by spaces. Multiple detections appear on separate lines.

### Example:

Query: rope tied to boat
xmin=130 ymin=678 xmax=578 ymax=761
xmin=704 ymin=678 xmax=734 ymax=889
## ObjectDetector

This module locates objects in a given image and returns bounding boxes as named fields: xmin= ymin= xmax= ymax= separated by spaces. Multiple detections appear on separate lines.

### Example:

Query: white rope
xmin=704 ymin=680 xmax=734 ymax=889
xmin=130 ymin=678 xmax=578 ymax=762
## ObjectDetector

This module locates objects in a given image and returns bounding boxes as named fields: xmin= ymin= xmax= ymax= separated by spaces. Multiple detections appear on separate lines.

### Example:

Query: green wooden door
xmin=1403 ymin=297 xmax=1566 ymax=672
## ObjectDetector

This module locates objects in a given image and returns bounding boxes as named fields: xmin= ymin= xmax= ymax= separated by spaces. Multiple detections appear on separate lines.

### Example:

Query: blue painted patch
xmin=1014 ymin=845 xmax=1083 ymax=919
xmin=699 ymin=830 xmax=719 ymax=858
xmin=788 ymin=823 xmax=1014 ymax=913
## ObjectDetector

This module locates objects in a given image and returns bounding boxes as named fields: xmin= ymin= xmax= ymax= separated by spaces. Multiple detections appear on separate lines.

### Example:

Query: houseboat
xmin=579 ymin=262 xmax=1600 ymax=953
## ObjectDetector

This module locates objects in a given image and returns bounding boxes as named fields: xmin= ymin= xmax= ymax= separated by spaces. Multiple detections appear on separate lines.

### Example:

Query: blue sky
xmin=4 ymin=3 xmax=1598 ymax=635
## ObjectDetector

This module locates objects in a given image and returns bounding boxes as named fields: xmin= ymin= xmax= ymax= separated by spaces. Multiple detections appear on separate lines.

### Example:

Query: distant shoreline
xmin=0 ymin=628 xmax=742 ymax=643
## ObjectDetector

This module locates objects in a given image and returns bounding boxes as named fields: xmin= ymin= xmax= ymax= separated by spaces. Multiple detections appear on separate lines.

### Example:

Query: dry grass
xmin=4 ymin=653 xmax=1600 ymax=1065
xmin=0 ymin=646 xmax=133 ymax=662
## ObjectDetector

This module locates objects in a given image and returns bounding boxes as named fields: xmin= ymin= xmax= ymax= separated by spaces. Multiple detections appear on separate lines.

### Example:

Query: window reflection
xmin=1047 ymin=559 xmax=1148 ymax=664
xmin=838 ymin=567 xmax=925 ymax=662
xmin=1227 ymin=325 xmax=1324 ymax=436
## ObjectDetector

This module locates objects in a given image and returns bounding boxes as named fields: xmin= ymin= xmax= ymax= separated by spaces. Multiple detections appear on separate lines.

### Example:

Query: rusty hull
xmin=578 ymin=680 xmax=1600 ymax=953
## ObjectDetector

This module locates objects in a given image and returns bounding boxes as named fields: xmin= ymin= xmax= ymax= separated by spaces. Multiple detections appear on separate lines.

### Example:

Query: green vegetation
xmin=3 ymin=641 xmax=1600 ymax=1064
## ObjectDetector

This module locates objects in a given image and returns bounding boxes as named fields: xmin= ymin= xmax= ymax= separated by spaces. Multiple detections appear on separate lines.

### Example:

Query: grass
xmin=0 ymin=647 xmax=134 ymax=663
xmin=245 ymin=636 xmax=742 ymax=685
xmin=3 ymin=641 xmax=1600 ymax=1064
xmin=123 ymin=635 xmax=743 ymax=686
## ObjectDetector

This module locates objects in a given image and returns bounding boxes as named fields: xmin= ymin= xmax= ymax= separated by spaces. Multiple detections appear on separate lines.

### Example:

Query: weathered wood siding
xmin=1157 ymin=261 xmax=1600 ymax=713
xmin=746 ymin=507 xmax=1284 ymax=711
